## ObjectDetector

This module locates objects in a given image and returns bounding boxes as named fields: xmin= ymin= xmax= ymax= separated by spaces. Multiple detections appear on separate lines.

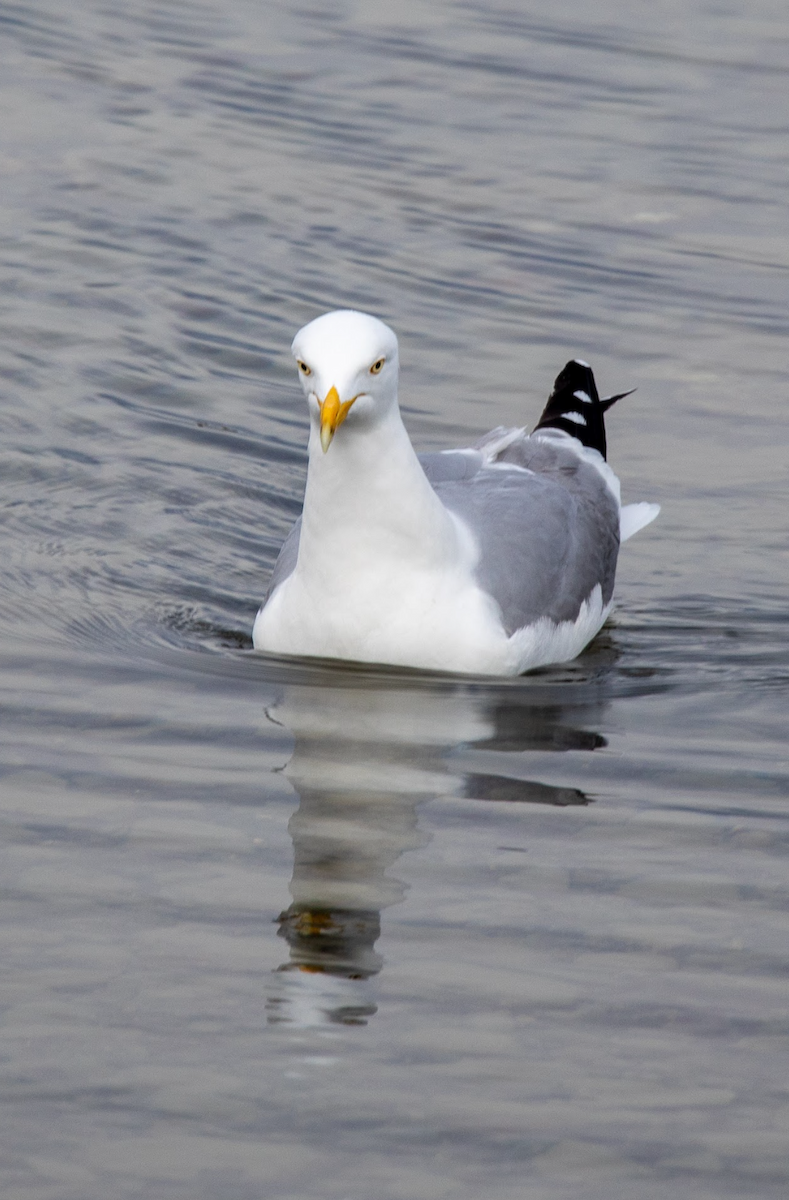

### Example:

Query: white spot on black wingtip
xmin=533 ymin=358 xmax=630 ymax=460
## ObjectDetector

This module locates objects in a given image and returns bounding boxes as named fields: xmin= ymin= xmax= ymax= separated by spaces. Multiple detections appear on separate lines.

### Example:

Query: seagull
xmin=252 ymin=310 xmax=659 ymax=676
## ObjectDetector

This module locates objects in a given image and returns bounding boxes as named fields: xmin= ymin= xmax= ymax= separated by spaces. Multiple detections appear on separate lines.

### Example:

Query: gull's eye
xmin=369 ymin=358 xmax=385 ymax=375
xmin=297 ymin=360 xmax=312 ymax=377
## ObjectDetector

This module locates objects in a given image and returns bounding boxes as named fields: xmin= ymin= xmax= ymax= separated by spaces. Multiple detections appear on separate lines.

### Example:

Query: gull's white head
xmin=291 ymin=310 xmax=400 ymax=453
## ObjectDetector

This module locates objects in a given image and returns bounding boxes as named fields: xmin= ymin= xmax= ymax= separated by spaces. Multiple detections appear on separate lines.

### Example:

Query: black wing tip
xmin=600 ymin=387 xmax=636 ymax=413
xmin=551 ymin=359 xmax=599 ymax=401
xmin=532 ymin=359 xmax=634 ymax=461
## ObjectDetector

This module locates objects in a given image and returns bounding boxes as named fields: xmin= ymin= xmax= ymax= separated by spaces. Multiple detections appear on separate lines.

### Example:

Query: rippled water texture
xmin=2 ymin=1 xmax=788 ymax=1197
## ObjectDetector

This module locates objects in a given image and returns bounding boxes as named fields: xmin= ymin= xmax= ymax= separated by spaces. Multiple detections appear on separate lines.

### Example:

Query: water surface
xmin=1 ymin=1 xmax=788 ymax=1197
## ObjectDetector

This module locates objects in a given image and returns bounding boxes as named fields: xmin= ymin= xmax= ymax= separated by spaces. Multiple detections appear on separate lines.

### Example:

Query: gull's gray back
xmin=422 ymin=435 xmax=619 ymax=635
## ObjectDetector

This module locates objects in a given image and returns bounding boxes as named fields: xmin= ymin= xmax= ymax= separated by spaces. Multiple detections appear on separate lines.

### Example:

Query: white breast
xmin=253 ymin=529 xmax=510 ymax=674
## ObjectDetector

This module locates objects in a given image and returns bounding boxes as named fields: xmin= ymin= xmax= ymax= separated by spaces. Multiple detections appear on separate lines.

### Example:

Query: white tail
xmin=620 ymin=502 xmax=660 ymax=542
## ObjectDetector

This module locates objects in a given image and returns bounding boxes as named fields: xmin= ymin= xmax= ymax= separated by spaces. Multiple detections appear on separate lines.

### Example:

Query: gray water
xmin=2 ymin=1 xmax=789 ymax=1197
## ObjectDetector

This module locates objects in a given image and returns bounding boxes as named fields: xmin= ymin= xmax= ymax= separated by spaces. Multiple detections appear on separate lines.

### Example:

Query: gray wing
xmin=263 ymin=517 xmax=301 ymax=601
xmin=425 ymin=436 xmax=620 ymax=635
xmin=418 ymin=449 xmax=485 ymax=482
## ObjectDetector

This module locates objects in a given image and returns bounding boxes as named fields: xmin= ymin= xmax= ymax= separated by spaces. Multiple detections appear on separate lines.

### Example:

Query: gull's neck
xmin=296 ymin=404 xmax=461 ymax=580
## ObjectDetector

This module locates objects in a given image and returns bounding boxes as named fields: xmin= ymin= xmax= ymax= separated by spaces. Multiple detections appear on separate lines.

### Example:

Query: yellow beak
xmin=319 ymin=386 xmax=356 ymax=453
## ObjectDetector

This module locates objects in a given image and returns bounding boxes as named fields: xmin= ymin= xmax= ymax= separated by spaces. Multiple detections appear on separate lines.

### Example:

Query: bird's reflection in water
xmin=265 ymin=649 xmax=613 ymax=1027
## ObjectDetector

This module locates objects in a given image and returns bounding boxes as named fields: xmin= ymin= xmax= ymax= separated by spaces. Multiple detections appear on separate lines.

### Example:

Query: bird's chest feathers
xmin=293 ymin=526 xmax=479 ymax=638
xmin=268 ymin=513 xmax=501 ymax=669
xmin=258 ymin=437 xmax=507 ymax=669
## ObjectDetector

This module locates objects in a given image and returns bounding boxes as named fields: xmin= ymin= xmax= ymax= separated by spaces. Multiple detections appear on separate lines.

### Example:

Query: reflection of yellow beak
xmin=319 ymin=386 xmax=356 ymax=453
